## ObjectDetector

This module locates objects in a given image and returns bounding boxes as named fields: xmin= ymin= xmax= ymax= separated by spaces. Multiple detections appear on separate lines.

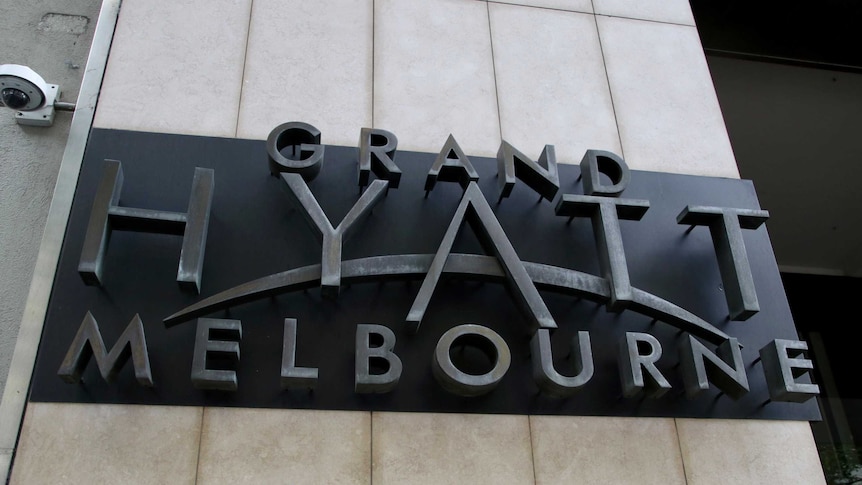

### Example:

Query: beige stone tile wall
xmin=11 ymin=403 xmax=202 ymax=484
xmin=236 ymin=0 xmax=373 ymax=146
xmin=11 ymin=0 xmax=827 ymax=483
xmin=531 ymin=416 xmax=686 ymax=484
xmin=490 ymin=3 xmax=621 ymax=164
xmin=593 ymin=0 xmax=696 ymax=26
xmin=596 ymin=15 xmax=739 ymax=178
xmin=677 ymin=419 xmax=827 ymax=485
xmin=374 ymin=0 xmax=501 ymax=157
xmin=92 ymin=0 xmax=252 ymax=137
xmin=197 ymin=408 xmax=371 ymax=484
xmin=488 ymin=0 xmax=593 ymax=15
xmin=372 ymin=412 xmax=534 ymax=485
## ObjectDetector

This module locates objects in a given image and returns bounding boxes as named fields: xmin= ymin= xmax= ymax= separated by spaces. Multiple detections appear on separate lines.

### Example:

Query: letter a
xmin=406 ymin=182 xmax=556 ymax=333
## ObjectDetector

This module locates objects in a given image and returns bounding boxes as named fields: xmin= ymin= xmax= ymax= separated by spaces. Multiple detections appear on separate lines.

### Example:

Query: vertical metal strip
xmin=0 ymin=0 xmax=123 ymax=481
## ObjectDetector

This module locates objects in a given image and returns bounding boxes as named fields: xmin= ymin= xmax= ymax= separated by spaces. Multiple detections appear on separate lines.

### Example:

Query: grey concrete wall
xmin=0 ymin=0 xmax=100 ymax=396
xmin=6 ymin=0 xmax=827 ymax=483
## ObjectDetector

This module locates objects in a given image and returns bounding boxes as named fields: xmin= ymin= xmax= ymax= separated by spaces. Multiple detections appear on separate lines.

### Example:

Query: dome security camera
xmin=0 ymin=64 xmax=71 ymax=127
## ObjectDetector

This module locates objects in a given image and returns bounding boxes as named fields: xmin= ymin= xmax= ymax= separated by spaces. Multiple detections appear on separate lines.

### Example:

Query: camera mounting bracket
xmin=15 ymin=84 xmax=59 ymax=127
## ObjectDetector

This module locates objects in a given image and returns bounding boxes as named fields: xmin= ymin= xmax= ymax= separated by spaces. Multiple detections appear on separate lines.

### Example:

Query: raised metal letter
xmin=619 ymin=332 xmax=670 ymax=398
xmin=406 ymin=181 xmax=556 ymax=333
xmin=556 ymin=194 xmax=649 ymax=311
xmin=358 ymin=127 xmax=400 ymax=190
xmin=496 ymin=141 xmax=559 ymax=203
xmin=425 ymin=134 xmax=479 ymax=194
xmin=580 ymin=149 xmax=630 ymax=197
xmin=679 ymin=336 xmax=749 ymax=399
xmin=192 ymin=318 xmax=242 ymax=391
xmin=282 ymin=173 xmax=388 ymax=298
xmin=531 ymin=329 xmax=594 ymax=397
xmin=58 ymin=312 xmax=153 ymax=386
xmin=355 ymin=324 xmax=402 ymax=393
xmin=281 ymin=318 xmax=318 ymax=390
xmin=432 ymin=324 xmax=511 ymax=397
xmin=759 ymin=339 xmax=820 ymax=402
xmin=267 ymin=121 xmax=325 ymax=181
xmin=78 ymin=159 xmax=214 ymax=293
xmin=677 ymin=206 xmax=769 ymax=320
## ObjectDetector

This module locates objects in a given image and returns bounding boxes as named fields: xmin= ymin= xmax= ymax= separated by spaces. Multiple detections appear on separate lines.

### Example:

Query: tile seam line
xmin=234 ymin=0 xmax=256 ymax=138
xmin=591 ymin=3 xmax=625 ymax=160
xmin=484 ymin=1 xmax=696 ymax=28
xmin=486 ymin=1 xmax=503 ymax=147
xmin=528 ymin=416 xmax=538 ymax=484
xmin=194 ymin=407 xmax=206 ymax=485
xmin=594 ymin=12 xmax=695 ymax=28
xmin=674 ymin=418 xmax=691 ymax=484
xmin=486 ymin=1 xmax=593 ymax=15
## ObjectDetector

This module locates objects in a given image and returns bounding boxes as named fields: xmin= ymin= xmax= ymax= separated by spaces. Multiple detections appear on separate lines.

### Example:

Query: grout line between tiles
xmin=234 ymin=0 xmax=256 ymax=139
xmin=486 ymin=1 xmax=504 ymax=145
xmin=591 ymin=4 xmax=626 ymax=159
xmin=194 ymin=407 xmax=206 ymax=485
xmin=528 ymin=416 xmax=538 ymax=484
xmin=593 ymin=12 xmax=695 ymax=28
xmin=484 ymin=0 xmax=696 ymax=27
xmin=674 ymin=418 xmax=691 ymax=484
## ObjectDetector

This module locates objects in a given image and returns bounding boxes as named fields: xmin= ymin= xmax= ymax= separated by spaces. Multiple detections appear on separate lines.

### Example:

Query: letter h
xmin=78 ymin=159 xmax=214 ymax=293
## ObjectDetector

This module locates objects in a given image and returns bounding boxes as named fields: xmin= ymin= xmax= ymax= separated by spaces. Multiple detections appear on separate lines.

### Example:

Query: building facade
xmin=0 ymin=0 xmax=839 ymax=483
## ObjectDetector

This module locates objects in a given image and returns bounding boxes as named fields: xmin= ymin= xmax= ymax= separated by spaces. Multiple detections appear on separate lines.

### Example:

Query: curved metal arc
xmin=163 ymin=254 xmax=729 ymax=344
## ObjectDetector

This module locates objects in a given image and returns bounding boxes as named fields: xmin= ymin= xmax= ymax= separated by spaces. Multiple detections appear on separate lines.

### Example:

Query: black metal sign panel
xmin=29 ymin=128 xmax=820 ymax=421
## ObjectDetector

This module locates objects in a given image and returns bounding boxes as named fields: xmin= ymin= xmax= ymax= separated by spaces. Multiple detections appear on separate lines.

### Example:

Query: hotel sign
xmin=29 ymin=124 xmax=820 ymax=420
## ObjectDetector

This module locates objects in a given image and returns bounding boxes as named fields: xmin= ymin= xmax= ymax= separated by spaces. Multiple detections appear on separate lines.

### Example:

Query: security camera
xmin=0 ymin=64 xmax=74 ymax=127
